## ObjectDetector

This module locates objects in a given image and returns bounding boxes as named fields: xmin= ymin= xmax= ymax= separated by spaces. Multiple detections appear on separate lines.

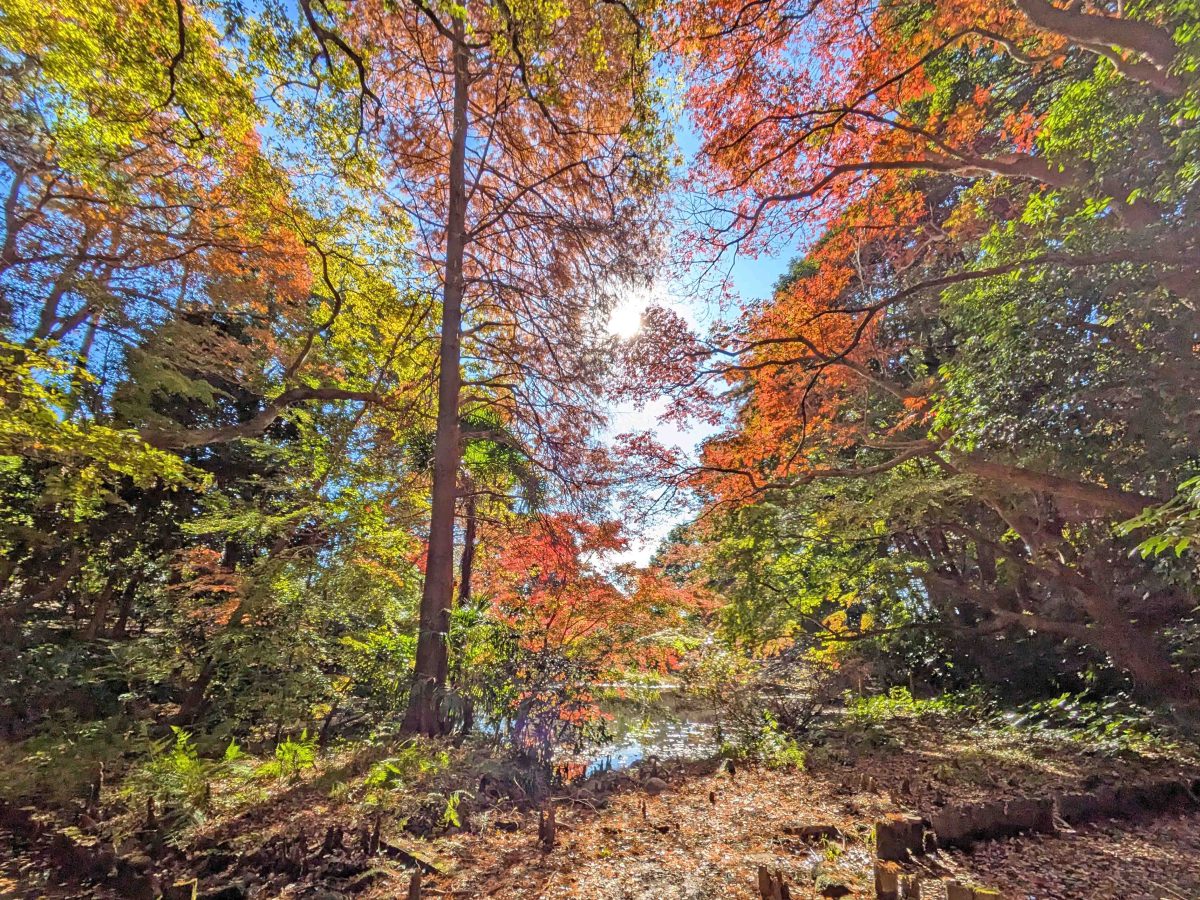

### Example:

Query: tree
xmin=477 ymin=515 xmax=665 ymax=660
xmin=325 ymin=0 xmax=666 ymax=733
xmin=663 ymin=0 xmax=1200 ymax=704
xmin=0 ymin=0 xmax=440 ymax=739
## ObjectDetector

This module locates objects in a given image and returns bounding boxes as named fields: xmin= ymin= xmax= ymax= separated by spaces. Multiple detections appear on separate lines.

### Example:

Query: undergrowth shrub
xmin=440 ymin=788 xmax=469 ymax=828
xmin=363 ymin=741 xmax=451 ymax=804
xmin=122 ymin=727 xmax=248 ymax=831
xmin=0 ymin=714 xmax=132 ymax=805
xmin=683 ymin=646 xmax=834 ymax=756
xmin=1004 ymin=692 xmax=1176 ymax=754
xmin=760 ymin=715 xmax=809 ymax=770
xmin=257 ymin=729 xmax=318 ymax=781
xmin=845 ymin=687 xmax=961 ymax=723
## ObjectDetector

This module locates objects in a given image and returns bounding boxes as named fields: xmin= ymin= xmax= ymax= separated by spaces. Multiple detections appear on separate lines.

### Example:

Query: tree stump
xmin=962 ymin=801 xmax=1005 ymax=841
xmin=930 ymin=807 xmax=967 ymax=848
xmin=160 ymin=879 xmax=198 ymax=900
xmin=321 ymin=824 xmax=343 ymax=855
xmin=757 ymin=865 xmax=791 ymax=900
xmin=538 ymin=802 xmax=556 ymax=850
xmin=407 ymin=869 xmax=422 ymax=900
xmin=1005 ymin=798 xmax=1054 ymax=835
xmin=370 ymin=813 xmax=382 ymax=856
xmin=783 ymin=823 xmax=843 ymax=842
xmin=88 ymin=763 xmax=104 ymax=811
xmin=946 ymin=882 xmax=1003 ymax=900
xmin=874 ymin=860 xmax=900 ymax=900
xmin=140 ymin=797 xmax=163 ymax=859
xmin=875 ymin=814 xmax=924 ymax=861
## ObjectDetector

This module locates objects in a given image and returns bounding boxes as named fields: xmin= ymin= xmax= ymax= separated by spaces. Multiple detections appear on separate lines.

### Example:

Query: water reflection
xmin=563 ymin=687 xmax=720 ymax=779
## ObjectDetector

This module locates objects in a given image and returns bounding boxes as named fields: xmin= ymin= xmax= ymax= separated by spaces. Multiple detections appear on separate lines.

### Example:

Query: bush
xmin=451 ymin=617 xmax=607 ymax=769
xmin=845 ymin=687 xmax=960 ymax=724
xmin=256 ymin=729 xmax=318 ymax=781
xmin=759 ymin=717 xmax=809 ymax=770
xmin=681 ymin=646 xmax=834 ymax=751
xmin=1003 ymin=692 xmax=1174 ymax=753
xmin=363 ymin=741 xmax=451 ymax=803
xmin=0 ymin=714 xmax=134 ymax=806
xmin=123 ymin=728 xmax=247 ymax=831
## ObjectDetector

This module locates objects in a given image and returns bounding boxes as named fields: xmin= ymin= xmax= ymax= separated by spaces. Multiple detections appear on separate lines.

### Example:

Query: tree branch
xmin=139 ymin=386 xmax=381 ymax=449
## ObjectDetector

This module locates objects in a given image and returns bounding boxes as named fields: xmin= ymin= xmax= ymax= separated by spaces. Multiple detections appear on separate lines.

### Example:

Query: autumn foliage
xmin=476 ymin=514 xmax=698 ymax=673
xmin=1 ymin=0 xmax=1199 ymax=849
xmin=652 ymin=0 xmax=1200 ymax=704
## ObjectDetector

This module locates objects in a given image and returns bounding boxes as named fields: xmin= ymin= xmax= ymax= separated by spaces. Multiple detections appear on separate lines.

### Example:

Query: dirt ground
xmin=4 ymin=715 xmax=1199 ymax=899
xmin=400 ymin=721 xmax=1200 ymax=900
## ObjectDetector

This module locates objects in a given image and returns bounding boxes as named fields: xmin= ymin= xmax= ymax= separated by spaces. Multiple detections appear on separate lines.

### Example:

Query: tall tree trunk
xmin=175 ymin=657 xmax=217 ymax=726
xmin=458 ymin=490 xmax=477 ymax=608
xmin=403 ymin=18 xmax=470 ymax=736
xmin=1062 ymin=572 xmax=1196 ymax=706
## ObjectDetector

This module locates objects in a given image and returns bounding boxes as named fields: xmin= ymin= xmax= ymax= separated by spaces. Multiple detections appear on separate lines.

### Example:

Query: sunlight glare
xmin=607 ymin=297 xmax=646 ymax=339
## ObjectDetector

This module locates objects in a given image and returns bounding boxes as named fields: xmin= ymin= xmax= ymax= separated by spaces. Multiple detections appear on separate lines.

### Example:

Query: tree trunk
xmin=110 ymin=578 xmax=138 ymax=638
xmin=0 ymin=544 xmax=82 ymax=632
xmin=83 ymin=572 xmax=119 ymax=640
xmin=1096 ymin=621 xmax=1195 ymax=705
xmin=949 ymin=453 xmax=1157 ymax=518
xmin=32 ymin=258 xmax=83 ymax=342
xmin=457 ymin=490 xmax=477 ymax=608
xmin=403 ymin=17 xmax=470 ymax=736
xmin=1066 ymin=577 xmax=1196 ymax=706
xmin=175 ymin=657 xmax=217 ymax=726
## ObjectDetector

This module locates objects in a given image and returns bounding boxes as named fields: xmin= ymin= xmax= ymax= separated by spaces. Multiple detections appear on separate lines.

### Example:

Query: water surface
xmin=570 ymin=687 xmax=720 ymax=779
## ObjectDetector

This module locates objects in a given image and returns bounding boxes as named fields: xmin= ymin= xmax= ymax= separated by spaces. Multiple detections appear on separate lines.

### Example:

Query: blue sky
xmin=603 ymin=120 xmax=798 ymax=565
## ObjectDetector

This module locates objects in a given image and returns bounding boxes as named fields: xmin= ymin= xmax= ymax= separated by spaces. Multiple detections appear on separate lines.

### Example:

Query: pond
xmin=564 ymin=687 xmax=721 ymax=780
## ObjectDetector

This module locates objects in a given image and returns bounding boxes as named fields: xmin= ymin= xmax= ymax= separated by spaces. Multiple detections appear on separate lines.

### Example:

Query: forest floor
xmin=3 ymin=710 xmax=1199 ymax=899
xmin=400 ymin=714 xmax=1200 ymax=900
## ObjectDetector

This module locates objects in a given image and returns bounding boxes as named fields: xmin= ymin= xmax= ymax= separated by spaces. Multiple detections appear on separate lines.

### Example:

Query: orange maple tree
xmin=475 ymin=513 xmax=697 ymax=673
